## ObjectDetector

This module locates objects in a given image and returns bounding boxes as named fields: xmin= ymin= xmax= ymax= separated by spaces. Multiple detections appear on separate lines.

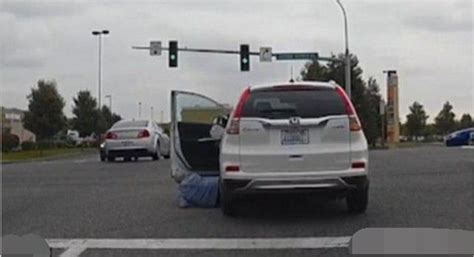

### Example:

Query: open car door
xmin=170 ymin=90 xmax=230 ymax=183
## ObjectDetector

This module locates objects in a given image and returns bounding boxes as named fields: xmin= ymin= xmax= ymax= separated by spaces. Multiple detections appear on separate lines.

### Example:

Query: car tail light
xmin=137 ymin=129 xmax=150 ymax=138
xmin=352 ymin=162 xmax=366 ymax=169
xmin=105 ymin=132 xmax=117 ymax=139
xmin=226 ymin=87 xmax=250 ymax=135
xmin=225 ymin=165 xmax=240 ymax=172
xmin=349 ymin=116 xmax=362 ymax=131
xmin=335 ymin=85 xmax=362 ymax=131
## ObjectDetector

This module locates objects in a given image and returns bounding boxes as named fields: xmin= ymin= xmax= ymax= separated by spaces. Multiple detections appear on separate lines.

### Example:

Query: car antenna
xmin=289 ymin=66 xmax=295 ymax=83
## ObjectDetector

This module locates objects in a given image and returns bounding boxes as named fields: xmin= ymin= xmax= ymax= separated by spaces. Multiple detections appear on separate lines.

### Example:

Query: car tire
xmin=152 ymin=142 xmax=161 ymax=161
xmin=346 ymin=184 xmax=369 ymax=214
xmin=220 ymin=183 xmax=237 ymax=216
xmin=100 ymin=154 xmax=106 ymax=162
xmin=107 ymin=156 xmax=115 ymax=162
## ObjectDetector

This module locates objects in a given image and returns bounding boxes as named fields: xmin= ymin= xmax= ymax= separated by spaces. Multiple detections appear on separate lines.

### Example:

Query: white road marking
xmin=47 ymin=237 xmax=351 ymax=257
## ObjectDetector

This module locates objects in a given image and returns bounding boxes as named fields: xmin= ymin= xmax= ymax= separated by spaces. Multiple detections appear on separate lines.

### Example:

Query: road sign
xmin=150 ymin=41 xmax=161 ymax=56
xmin=259 ymin=47 xmax=272 ymax=62
xmin=275 ymin=52 xmax=318 ymax=60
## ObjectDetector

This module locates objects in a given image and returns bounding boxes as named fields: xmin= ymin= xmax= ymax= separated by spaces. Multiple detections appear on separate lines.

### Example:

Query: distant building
xmin=1 ymin=107 xmax=36 ymax=143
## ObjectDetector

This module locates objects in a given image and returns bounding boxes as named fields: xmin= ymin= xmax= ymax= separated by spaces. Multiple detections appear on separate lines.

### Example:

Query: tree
xmin=1 ymin=132 xmax=20 ymax=152
xmin=434 ymin=101 xmax=456 ymax=135
xmin=459 ymin=113 xmax=473 ymax=129
xmin=111 ymin=113 xmax=122 ymax=125
xmin=300 ymin=53 xmax=381 ymax=146
xmin=100 ymin=105 xmax=122 ymax=130
xmin=72 ymin=91 xmax=101 ymax=137
xmin=423 ymin=124 xmax=438 ymax=142
xmin=23 ymin=80 xmax=66 ymax=140
xmin=363 ymin=77 xmax=383 ymax=146
xmin=405 ymin=102 xmax=429 ymax=141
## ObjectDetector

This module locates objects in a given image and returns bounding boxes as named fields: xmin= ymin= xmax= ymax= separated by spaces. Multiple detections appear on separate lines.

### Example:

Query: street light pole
xmin=105 ymin=95 xmax=112 ymax=112
xmin=138 ymin=102 xmax=142 ymax=119
xmin=335 ymin=0 xmax=351 ymax=99
xmin=92 ymin=30 xmax=109 ymax=108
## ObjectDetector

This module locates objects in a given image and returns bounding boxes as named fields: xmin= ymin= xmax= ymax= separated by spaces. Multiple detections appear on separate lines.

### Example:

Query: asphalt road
xmin=2 ymin=146 xmax=473 ymax=257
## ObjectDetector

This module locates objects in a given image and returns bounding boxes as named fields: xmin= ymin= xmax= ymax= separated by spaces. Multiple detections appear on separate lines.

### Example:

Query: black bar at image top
xmin=169 ymin=41 xmax=178 ymax=67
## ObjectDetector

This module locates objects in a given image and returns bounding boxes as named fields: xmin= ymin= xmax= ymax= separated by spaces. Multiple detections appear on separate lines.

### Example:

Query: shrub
xmin=21 ymin=141 xmax=37 ymax=151
xmin=55 ymin=141 xmax=69 ymax=148
xmin=37 ymin=140 xmax=55 ymax=150
xmin=2 ymin=133 xmax=20 ymax=152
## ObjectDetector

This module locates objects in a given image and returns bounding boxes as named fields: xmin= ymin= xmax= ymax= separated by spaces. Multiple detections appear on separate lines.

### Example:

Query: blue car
xmin=445 ymin=127 xmax=474 ymax=146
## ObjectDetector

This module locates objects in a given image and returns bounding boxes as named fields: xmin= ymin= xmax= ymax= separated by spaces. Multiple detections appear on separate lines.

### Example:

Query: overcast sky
xmin=1 ymin=0 xmax=472 ymax=122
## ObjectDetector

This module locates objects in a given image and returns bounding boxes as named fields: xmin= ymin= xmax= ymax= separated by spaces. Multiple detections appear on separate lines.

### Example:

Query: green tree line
xmin=404 ymin=101 xmax=473 ymax=141
xmin=301 ymin=53 xmax=473 ymax=145
xmin=22 ymin=80 xmax=122 ymax=141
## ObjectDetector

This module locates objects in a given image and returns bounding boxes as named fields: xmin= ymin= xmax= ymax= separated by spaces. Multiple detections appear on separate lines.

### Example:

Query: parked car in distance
xmin=171 ymin=81 xmax=369 ymax=216
xmin=101 ymin=119 xmax=170 ymax=162
xmin=445 ymin=127 xmax=474 ymax=147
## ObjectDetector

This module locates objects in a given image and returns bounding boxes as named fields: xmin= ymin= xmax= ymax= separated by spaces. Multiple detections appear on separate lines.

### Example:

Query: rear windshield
xmin=113 ymin=120 xmax=148 ymax=128
xmin=241 ymin=88 xmax=346 ymax=119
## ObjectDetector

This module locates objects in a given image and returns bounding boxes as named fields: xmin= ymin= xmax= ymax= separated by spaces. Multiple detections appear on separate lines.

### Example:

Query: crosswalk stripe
xmin=47 ymin=237 xmax=351 ymax=257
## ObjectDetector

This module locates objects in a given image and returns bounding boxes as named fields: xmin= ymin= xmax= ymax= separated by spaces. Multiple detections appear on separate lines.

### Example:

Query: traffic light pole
xmin=132 ymin=45 xmax=341 ymax=63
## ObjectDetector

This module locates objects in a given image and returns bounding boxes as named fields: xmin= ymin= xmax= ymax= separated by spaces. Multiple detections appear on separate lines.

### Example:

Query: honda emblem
xmin=289 ymin=117 xmax=300 ymax=126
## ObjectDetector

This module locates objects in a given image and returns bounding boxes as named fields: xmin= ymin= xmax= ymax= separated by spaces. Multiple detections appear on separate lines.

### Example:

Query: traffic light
xmin=240 ymin=44 xmax=249 ymax=71
xmin=169 ymin=41 xmax=178 ymax=67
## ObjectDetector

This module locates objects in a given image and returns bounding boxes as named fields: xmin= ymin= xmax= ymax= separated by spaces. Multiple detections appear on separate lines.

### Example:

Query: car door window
xmin=172 ymin=91 xmax=229 ymax=173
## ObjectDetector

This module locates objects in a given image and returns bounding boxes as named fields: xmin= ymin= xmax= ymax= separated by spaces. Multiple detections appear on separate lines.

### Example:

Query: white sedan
xmin=101 ymin=119 xmax=170 ymax=162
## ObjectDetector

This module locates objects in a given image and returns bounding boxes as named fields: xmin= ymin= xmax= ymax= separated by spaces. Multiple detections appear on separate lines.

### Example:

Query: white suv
xmin=171 ymin=81 xmax=369 ymax=215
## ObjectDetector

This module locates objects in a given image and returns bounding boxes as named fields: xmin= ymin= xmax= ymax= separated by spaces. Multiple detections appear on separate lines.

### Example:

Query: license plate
xmin=121 ymin=141 xmax=134 ymax=146
xmin=281 ymin=129 xmax=309 ymax=145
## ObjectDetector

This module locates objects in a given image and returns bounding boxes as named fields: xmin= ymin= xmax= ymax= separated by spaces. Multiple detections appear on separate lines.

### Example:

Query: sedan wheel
xmin=152 ymin=143 xmax=161 ymax=161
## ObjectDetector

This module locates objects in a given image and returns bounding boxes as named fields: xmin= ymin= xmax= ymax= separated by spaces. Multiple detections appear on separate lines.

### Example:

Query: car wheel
xmin=100 ymin=154 xmax=106 ymax=162
xmin=152 ymin=142 xmax=161 ymax=160
xmin=346 ymin=184 xmax=369 ymax=214
xmin=107 ymin=156 xmax=115 ymax=162
xmin=220 ymin=183 xmax=237 ymax=216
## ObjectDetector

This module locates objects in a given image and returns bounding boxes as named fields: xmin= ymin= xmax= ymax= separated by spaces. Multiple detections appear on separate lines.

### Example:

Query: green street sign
xmin=275 ymin=52 xmax=319 ymax=60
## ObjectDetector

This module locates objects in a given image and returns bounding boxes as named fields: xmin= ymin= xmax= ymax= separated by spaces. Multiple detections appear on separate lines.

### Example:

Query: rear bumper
xmin=107 ymin=148 xmax=153 ymax=158
xmin=104 ymin=138 xmax=155 ymax=156
xmin=222 ymin=175 xmax=368 ymax=196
